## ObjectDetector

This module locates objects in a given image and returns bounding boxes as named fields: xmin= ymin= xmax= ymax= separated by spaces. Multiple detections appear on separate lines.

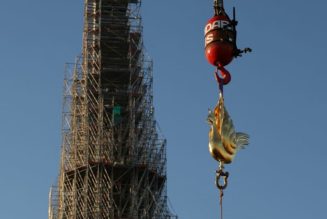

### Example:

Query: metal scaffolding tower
xmin=49 ymin=0 xmax=176 ymax=218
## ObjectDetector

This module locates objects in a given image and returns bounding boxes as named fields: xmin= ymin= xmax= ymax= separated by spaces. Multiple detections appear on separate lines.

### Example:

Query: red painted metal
xmin=204 ymin=15 xmax=235 ymax=67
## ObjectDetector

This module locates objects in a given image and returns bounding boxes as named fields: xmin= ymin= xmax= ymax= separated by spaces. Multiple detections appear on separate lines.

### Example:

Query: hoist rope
xmin=216 ymin=162 xmax=229 ymax=219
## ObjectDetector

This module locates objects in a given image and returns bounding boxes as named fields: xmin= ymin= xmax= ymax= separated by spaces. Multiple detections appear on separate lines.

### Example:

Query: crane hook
xmin=214 ymin=63 xmax=231 ymax=94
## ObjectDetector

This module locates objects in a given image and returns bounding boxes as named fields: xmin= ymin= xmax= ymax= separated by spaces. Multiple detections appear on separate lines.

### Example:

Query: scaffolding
xmin=49 ymin=0 xmax=177 ymax=218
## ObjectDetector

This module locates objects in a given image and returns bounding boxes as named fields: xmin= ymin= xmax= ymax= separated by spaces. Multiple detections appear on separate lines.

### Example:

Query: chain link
xmin=215 ymin=163 xmax=229 ymax=219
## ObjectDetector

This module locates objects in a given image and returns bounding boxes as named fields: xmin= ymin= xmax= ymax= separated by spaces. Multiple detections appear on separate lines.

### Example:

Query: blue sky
xmin=0 ymin=0 xmax=326 ymax=219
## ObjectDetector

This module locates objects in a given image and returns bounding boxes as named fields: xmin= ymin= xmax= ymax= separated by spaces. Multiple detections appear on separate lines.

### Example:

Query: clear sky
xmin=0 ymin=0 xmax=326 ymax=219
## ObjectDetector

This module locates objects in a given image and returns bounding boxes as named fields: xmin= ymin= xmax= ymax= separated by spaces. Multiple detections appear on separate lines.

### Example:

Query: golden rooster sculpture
xmin=207 ymin=93 xmax=249 ymax=164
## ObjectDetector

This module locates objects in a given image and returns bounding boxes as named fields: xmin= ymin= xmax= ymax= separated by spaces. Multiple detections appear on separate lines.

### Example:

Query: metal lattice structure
xmin=49 ymin=1 xmax=176 ymax=218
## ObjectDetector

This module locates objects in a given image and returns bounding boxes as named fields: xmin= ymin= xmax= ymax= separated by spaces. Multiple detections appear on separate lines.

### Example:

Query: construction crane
xmin=205 ymin=0 xmax=251 ymax=87
xmin=205 ymin=1 xmax=251 ymax=218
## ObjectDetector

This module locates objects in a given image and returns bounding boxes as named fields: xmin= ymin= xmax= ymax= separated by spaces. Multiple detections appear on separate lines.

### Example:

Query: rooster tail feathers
xmin=235 ymin=132 xmax=249 ymax=149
